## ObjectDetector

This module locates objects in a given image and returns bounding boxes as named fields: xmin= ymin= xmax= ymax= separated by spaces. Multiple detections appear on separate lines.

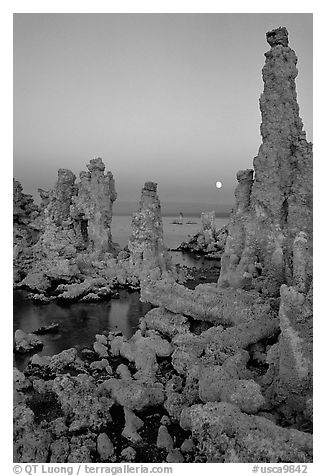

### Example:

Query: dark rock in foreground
xmin=180 ymin=402 xmax=312 ymax=462
xmin=14 ymin=330 xmax=43 ymax=354
xmin=33 ymin=323 xmax=60 ymax=335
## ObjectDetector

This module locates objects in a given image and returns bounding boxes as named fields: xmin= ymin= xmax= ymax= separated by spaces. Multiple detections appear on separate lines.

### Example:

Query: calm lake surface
xmin=14 ymin=215 xmax=228 ymax=368
xmin=14 ymin=289 xmax=152 ymax=370
xmin=112 ymin=215 xmax=228 ymax=250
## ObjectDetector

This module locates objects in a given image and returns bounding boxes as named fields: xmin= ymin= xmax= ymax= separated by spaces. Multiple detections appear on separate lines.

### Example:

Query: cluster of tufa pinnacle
xmin=218 ymin=26 xmax=312 ymax=294
xmin=13 ymin=27 xmax=313 ymax=465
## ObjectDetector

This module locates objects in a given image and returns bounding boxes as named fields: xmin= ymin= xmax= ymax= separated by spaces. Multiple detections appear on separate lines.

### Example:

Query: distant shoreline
xmin=166 ymin=212 xmax=230 ymax=218
xmin=113 ymin=212 xmax=230 ymax=218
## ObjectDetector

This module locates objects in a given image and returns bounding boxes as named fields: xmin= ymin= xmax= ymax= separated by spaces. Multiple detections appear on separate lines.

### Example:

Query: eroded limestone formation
xmin=13 ymin=27 xmax=313 ymax=463
xmin=178 ymin=210 xmax=228 ymax=258
xmin=218 ymin=26 xmax=312 ymax=294
xmin=180 ymin=402 xmax=312 ymax=462
xmin=201 ymin=211 xmax=215 ymax=236
xmin=214 ymin=26 xmax=313 ymax=420
xmin=128 ymin=182 xmax=173 ymax=278
xmin=71 ymin=158 xmax=117 ymax=255
xmin=13 ymin=179 xmax=39 ymax=226
xmin=262 ymin=282 xmax=313 ymax=420
xmin=18 ymin=169 xmax=80 ymax=289
xmin=139 ymin=27 xmax=313 ymax=447
xmin=15 ymin=158 xmax=118 ymax=294
xmin=13 ymin=179 xmax=41 ymax=280
xmin=47 ymin=169 xmax=76 ymax=226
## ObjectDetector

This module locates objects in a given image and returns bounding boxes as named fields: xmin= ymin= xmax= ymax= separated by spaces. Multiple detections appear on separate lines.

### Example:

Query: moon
xmin=215 ymin=181 xmax=223 ymax=189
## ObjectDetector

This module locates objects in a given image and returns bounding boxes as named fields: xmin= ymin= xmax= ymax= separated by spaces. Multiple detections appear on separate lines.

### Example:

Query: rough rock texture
xmin=199 ymin=366 xmax=265 ymax=413
xmin=140 ymin=307 xmax=190 ymax=338
xmin=156 ymin=425 xmax=174 ymax=450
xmin=47 ymin=169 xmax=77 ymax=226
xmin=14 ymin=329 xmax=43 ymax=354
xmin=48 ymin=348 xmax=80 ymax=372
xmin=128 ymin=182 xmax=174 ymax=278
xmin=15 ymin=158 xmax=120 ymax=297
xmin=97 ymin=433 xmax=114 ymax=460
xmin=13 ymin=180 xmax=39 ymax=227
xmin=93 ymin=341 xmax=109 ymax=358
xmin=166 ymin=449 xmax=185 ymax=463
xmin=15 ymin=169 xmax=183 ymax=301
xmin=109 ymin=328 xmax=173 ymax=382
xmin=52 ymin=374 xmax=113 ymax=431
xmin=180 ymin=438 xmax=195 ymax=454
xmin=142 ymin=278 xmax=278 ymax=327
xmin=120 ymin=446 xmax=137 ymax=462
xmin=214 ymin=26 xmax=313 ymax=425
xmin=57 ymin=278 xmax=107 ymax=301
xmin=122 ymin=407 xmax=144 ymax=443
xmin=266 ymin=26 xmax=289 ymax=47
xmin=13 ymin=27 xmax=312 ymax=464
xmin=218 ymin=27 xmax=312 ymax=295
xmin=13 ymin=179 xmax=41 ymax=281
xmin=14 ymin=404 xmax=52 ymax=462
xmin=202 ymin=211 xmax=216 ymax=234
xmin=262 ymin=283 xmax=313 ymax=421
xmin=38 ymin=188 xmax=50 ymax=210
xmin=139 ymin=26 xmax=312 ymax=449
xmin=17 ymin=168 xmax=80 ymax=291
xmin=70 ymin=158 xmax=117 ymax=255
xmin=181 ymin=402 xmax=312 ymax=462
xmin=178 ymin=211 xmax=228 ymax=258
xmin=100 ymin=378 xmax=165 ymax=411
xmin=162 ymin=315 xmax=277 ymax=419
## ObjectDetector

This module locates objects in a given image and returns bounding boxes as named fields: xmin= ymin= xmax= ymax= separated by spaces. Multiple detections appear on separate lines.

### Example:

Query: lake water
xmin=112 ymin=215 xmax=228 ymax=250
xmin=14 ymin=214 xmax=228 ymax=368
xmin=14 ymin=289 xmax=152 ymax=370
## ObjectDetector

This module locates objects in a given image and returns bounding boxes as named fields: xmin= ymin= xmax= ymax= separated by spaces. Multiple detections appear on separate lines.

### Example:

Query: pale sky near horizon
xmin=13 ymin=13 xmax=312 ymax=206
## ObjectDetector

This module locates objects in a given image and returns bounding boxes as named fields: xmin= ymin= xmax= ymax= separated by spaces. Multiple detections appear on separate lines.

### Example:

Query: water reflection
xmin=169 ymin=251 xmax=217 ymax=268
xmin=13 ymin=290 xmax=151 ymax=370
xmin=13 ymin=253 xmax=218 ymax=370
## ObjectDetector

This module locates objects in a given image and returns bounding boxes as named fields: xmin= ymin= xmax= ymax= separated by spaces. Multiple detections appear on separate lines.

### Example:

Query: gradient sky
xmin=13 ymin=13 xmax=312 ymax=207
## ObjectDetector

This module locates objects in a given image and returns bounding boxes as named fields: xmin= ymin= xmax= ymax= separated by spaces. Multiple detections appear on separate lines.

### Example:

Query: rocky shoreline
xmin=14 ymin=303 xmax=312 ymax=463
xmin=14 ymin=177 xmax=189 ymax=305
xmin=13 ymin=27 xmax=313 ymax=464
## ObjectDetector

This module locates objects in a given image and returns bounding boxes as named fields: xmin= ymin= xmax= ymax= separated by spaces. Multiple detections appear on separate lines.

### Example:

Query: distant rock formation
xmin=201 ymin=210 xmax=215 ymax=234
xmin=47 ymin=168 xmax=77 ymax=226
xmin=128 ymin=182 xmax=174 ymax=278
xmin=17 ymin=169 xmax=79 ymax=289
xmin=71 ymin=158 xmax=117 ymax=255
xmin=15 ymin=158 xmax=118 ymax=294
xmin=178 ymin=210 xmax=228 ymax=258
xmin=218 ymin=26 xmax=312 ymax=294
xmin=13 ymin=179 xmax=41 ymax=280
xmin=37 ymin=188 xmax=50 ymax=210
xmin=13 ymin=179 xmax=39 ymax=225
